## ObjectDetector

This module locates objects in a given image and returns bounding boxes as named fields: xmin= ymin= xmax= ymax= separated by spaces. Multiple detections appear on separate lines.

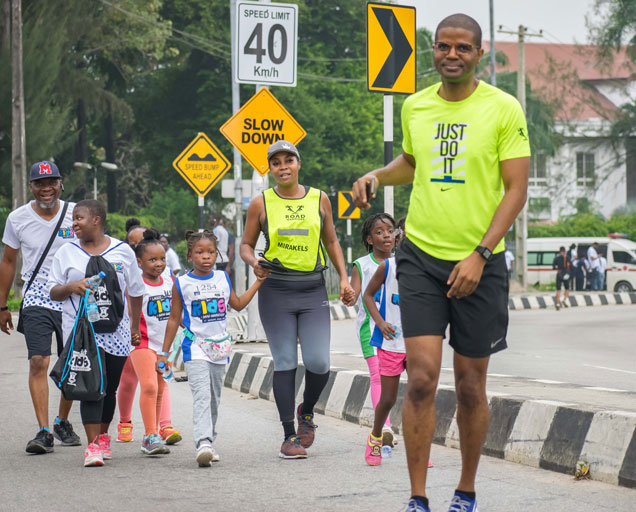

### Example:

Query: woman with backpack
xmin=48 ymin=199 xmax=145 ymax=467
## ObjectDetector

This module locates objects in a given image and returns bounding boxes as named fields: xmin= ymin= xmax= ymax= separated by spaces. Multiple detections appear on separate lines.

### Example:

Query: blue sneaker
xmin=405 ymin=498 xmax=430 ymax=512
xmin=141 ymin=433 xmax=170 ymax=455
xmin=448 ymin=491 xmax=478 ymax=512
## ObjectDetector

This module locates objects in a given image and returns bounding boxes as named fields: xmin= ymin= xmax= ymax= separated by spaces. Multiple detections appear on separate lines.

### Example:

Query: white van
xmin=527 ymin=236 xmax=636 ymax=292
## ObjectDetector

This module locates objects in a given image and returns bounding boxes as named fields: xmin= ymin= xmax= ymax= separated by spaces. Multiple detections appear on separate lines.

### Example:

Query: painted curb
xmin=225 ymin=350 xmax=636 ymax=489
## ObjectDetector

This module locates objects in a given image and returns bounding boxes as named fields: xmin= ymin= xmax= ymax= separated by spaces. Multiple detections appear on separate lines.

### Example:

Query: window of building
xmin=529 ymin=152 xmax=547 ymax=186
xmin=576 ymin=152 xmax=595 ymax=187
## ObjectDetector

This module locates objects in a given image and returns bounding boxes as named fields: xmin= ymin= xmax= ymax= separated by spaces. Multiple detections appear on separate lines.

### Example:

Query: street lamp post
xmin=74 ymin=161 xmax=118 ymax=200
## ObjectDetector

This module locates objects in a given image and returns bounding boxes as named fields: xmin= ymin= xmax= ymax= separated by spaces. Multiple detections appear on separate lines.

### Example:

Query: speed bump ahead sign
xmin=220 ymin=88 xmax=306 ymax=176
xmin=367 ymin=3 xmax=416 ymax=94
xmin=338 ymin=191 xmax=360 ymax=219
xmin=172 ymin=133 xmax=231 ymax=196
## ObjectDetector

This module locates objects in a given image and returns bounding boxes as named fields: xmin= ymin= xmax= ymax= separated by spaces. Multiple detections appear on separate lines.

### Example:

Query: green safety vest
xmin=263 ymin=186 xmax=326 ymax=272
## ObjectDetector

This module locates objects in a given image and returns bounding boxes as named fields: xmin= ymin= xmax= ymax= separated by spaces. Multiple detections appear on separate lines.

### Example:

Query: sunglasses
xmin=433 ymin=42 xmax=480 ymax=55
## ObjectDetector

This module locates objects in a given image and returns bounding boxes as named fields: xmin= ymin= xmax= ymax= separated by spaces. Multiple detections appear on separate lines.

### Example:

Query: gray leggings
xmin=258 ymin=277 xmax=331 ymax=373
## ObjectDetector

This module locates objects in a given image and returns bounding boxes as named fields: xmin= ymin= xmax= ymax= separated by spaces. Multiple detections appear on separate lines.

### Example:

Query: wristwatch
xmin=158 ymin=351 xmax=170 ymax=357
xmin=0 ymin=306 xmax=8 ymax=312
xmin=475 ymin=245 xmax=493 ymax=262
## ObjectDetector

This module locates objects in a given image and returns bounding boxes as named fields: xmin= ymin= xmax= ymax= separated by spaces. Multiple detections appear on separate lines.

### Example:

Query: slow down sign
xmin=220 ymin=88 xmax=306 ymax=176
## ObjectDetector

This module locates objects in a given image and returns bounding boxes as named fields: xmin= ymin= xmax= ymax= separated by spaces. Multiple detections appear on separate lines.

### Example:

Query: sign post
xmin=367 ymin=3 xmax=416 ymax=218
xmin=172 ymin=132 xmax=231 ymax=230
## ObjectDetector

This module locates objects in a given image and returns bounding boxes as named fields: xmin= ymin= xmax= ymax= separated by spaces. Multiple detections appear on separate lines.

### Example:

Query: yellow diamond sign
xmin=220 ymin=88 xmax=306 ymax=176
xmin=338 ymin=191 xmax=361 ymax=219
xmin=172 ymin=133 xmax=231 ymax=196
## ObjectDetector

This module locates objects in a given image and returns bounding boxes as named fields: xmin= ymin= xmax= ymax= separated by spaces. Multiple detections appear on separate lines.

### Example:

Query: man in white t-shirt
xmin=504 ymin=247 xmax=514 ymax=280
xmin=599 ymin=251 xmax=607 ymax=290
xmin=159 ymin=234 xmax=181 ymax=276
xmin=0 ymin=161 xmax=80 ymax=454
xmin=587 ymin=242 xmax=601 ymax=290
xmin=213 ymin=216 xmax=230 ymax=272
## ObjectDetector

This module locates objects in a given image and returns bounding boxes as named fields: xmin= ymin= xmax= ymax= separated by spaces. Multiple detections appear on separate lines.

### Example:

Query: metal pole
xmin=346 ymin=219 xmax=352 ymax=266
xmin=11 ymin=0 xmax=26 ymax=209
xmin=514 ymin=25 xmax=528 ymax=287
xmin=198 ymin=195 xmax=204 ymax=232
xmin=489 ymin=0 xmax=496 ymax=86
xmin=230 ymin=0 xmax=246 ymax=296
xmin=246 ymin=0 xmax=271 ymax=342
xmin=93 ymin=168 xmax=97 ymax=200
xmin=383 ymin=94 xmax=394 ymax=217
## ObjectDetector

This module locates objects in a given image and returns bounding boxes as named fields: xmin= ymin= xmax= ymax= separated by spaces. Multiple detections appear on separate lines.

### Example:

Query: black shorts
xmin=395 ymin=238 xmax=509 ymax=358
xmin=556 ymin=274 xmax=570 ymax=290
xmin=21 ymin=306 xmax=64 ymax=359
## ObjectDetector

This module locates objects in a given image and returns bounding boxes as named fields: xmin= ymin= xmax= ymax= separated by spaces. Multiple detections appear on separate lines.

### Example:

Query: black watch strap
xmin=475 ymin=245 xmax=493 ymax=261
xmin=0 ymin=306 xmax=8 ymax=312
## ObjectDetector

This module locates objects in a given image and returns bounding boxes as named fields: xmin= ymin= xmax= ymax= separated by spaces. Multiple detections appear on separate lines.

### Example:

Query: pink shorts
xmin=377 ymin=348 xmax=407 ymax=377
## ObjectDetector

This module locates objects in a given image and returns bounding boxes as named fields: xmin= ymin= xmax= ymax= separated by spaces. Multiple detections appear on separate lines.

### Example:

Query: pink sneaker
xmin=365 ymin=432 xmax=382 ymax=466
xmin=84 ymin=442 xmax=104 ymax=467
xmin=98 ymin=434 xmax=112 ymax=460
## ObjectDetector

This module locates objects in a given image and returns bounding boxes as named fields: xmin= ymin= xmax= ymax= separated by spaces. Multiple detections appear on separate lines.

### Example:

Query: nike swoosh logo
xmin=441 ymin=187 xmax=452 ymax=192
xmin=490 ymin=337 xmax=504 ymax=349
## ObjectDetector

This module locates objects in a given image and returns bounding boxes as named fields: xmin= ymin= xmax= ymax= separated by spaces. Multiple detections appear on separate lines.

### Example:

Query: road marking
xmin=583 ymin=364 xmax=636 ymax=376
xmin=531 ymin=379 xmax=565 ymax=384
xmin=583 ymin=386 xmax=628 ymax=393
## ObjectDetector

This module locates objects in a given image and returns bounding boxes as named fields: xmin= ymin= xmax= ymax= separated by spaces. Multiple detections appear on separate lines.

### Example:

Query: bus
xmin=527 ymin=236 xmax=636 ymax=292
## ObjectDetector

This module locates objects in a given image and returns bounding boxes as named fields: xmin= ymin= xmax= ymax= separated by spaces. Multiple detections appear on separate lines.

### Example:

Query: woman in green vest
xmin=241 ymin=140 xmax=353 ymax=459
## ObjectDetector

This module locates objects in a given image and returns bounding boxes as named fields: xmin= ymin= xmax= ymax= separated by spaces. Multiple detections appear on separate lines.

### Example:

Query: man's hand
xmin=0 ymin=310 xmax=14 ymax=335
xmin=352 ymin=174 xmax=378 ymax=210
xmin=378 ymin=320 xmax=397 ymax=340
xmin=447 ymin=252 xmax=487 ymax=299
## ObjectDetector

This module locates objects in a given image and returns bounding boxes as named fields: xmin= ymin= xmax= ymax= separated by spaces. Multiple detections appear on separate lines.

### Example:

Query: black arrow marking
xmin=371 ymin=7 xmax=413 ymax=89
xmin=342 ymin=192 xmax=357 ymax=217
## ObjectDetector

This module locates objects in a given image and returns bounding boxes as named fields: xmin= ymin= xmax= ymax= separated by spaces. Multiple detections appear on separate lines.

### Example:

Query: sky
xmin=398 ymin=0 xmax=599 ymax=45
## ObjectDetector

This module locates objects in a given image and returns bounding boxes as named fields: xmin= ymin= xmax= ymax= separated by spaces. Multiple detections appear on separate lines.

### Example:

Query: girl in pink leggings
xmin=117 ymin=221 xmax=181 ymax=445
xmin=346 ymin=214 xmax=397 ymax=446
xmin=121 ymin=229 xmax=174 ymax=455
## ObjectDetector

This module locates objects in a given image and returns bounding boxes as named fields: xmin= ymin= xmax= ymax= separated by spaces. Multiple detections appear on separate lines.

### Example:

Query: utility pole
xmin=11 ymin=0 xmax=26 ymax=209
xmin=489 ymin=0 xmax=496 ymax=86
xmin=498 ymin=24 xmax=542 ymax=288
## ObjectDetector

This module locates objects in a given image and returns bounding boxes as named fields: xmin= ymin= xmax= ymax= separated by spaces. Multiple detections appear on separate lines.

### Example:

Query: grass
xmin=532 ymin=282 xmax=556 ymax=292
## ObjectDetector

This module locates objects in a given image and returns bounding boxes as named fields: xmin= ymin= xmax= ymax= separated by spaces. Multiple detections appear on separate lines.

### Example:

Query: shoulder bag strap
xmin=23 ymin=201 xmax=69 ymax=297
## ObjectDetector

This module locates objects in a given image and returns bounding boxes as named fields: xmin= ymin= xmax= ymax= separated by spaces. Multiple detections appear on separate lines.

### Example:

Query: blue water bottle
xmin=157 ymin=362 xmax=174 ymax=382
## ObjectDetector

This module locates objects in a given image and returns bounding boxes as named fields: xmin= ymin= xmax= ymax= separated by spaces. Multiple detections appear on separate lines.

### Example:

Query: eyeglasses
xmin=433 ymin=42 xmax=480 ymax=54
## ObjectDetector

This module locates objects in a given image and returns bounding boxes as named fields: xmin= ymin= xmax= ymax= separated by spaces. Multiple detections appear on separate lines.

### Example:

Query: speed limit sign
xmin=236 ymin=1 xmax=298 ymax=87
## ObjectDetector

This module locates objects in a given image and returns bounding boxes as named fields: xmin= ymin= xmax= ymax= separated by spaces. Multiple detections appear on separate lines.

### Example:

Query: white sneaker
xmin=196 ymin=443 xmax=220 ymax=466
xmin=382 ymin=427 xmax=397 ymax=447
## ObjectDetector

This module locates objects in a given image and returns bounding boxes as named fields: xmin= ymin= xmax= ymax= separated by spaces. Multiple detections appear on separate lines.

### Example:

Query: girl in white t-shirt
xmin=130 ymin=229 xmax=173 ymax=457
xmin=156 ymin=230 xmax=266 ymax=467
xmin=48 ymin=200 xmax=144 ymax=468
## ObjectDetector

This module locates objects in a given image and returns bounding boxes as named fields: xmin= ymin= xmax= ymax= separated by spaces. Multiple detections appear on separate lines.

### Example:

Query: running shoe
xmin=141 ymin=434 xmax=170 ymax=456
xmin=382 ymin=426 xmax=396 ymax=447
xmin=84 ymin=442 xmax=104 ymax=467
xmin=404 ymin=498 xmax=430 ymax=512
xmin=26 ymin=429 xmax=54 ymax=454
xmin=53 ymin=418 xmax=81 ymax=446
xmin=159 ymin=425 xmax=182 ymax=445
xmin=429 ymin=459 xmax=434 ymax=468
xmin=365 ymin=432 xmax=382 ymax=466
xmin=448 ymin=491 xmax=478 ymax=512
xmin=279 ymin=435 xmax=308 ymax=459
xmin=98 ymin=433 xmax=112 ymax=460
xmin=117 ymin=422 xmax=133 ymax=442
xmin=296 ymin=404 xmax=317 ymax=448
xmin=196 ymin=442 xmax=215 ymax=467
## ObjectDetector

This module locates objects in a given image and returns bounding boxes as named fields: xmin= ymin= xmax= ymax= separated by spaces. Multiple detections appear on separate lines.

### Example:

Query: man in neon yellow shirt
xmin=353 ymin=13 xmax=530 ymax=512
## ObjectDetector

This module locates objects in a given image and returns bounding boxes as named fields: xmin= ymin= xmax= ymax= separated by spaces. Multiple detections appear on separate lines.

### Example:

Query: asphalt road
xmin=2 ymin=325 xmax=636 ymax=511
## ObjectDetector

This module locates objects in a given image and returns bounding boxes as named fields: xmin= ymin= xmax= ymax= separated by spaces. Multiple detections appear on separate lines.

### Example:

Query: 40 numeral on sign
xmin=244 ymin=23 xmax=288 ymax=65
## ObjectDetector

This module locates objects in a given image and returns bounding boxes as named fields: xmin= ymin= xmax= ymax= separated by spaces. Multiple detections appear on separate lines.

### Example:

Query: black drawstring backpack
xmin=50 ymin=294 xmax=106 ymax=401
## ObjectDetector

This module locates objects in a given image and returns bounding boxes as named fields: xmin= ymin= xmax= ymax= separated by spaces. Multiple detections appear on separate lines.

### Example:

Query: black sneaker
xmin=26 ymin=429 xmax=54 ymax=454
xmin=53 ymin=418 xmax=81 ymax=446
